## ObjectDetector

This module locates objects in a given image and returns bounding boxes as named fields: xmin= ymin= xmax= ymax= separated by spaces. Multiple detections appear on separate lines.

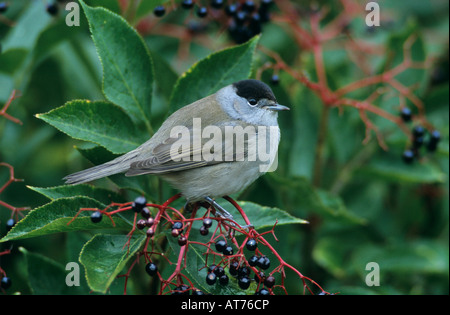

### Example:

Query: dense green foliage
xmin=0 ymin=0 xmax=448 ymax=295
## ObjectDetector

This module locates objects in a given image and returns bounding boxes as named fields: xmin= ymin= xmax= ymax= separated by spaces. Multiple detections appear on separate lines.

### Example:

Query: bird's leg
xmin=204 ymin=196 xmax=234 ymax=220
xmin=204 ymin=197 xmax=253 ymax=230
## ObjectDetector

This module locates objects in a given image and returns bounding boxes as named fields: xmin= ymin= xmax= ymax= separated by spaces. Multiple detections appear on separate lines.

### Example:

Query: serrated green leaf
xmin=80 ymin=234 xmax=146 ymax=293
xmin=0 ymin=197 xmax=131 ymax=242
xmin=19 ymin=247 xmax=88 ymax=294
xmin=36 ymin=100 xmax=144 ymax=154
xmin=79 ymin=0 xmax=154 ymax=133
xmin=217 ymin=200 xmax=309 ymax=229
xmin=28 ymin=184 xmax=126 ymax=204
xmin=169 ymin=36 xmax=260 ymax=111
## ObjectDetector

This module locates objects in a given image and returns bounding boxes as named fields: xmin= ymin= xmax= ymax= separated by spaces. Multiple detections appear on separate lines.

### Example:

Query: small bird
xmin=64 ymin=79 xmax=289 ymax=218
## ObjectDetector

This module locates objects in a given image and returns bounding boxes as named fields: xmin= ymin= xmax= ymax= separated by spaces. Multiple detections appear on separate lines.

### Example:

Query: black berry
xmin=0 ymin=276 xmax=12 ymax=290
xmin=213 ymin=266 xmax=225 ymax=277
xmin=197 ymin=6 xmax=208 ymax=18
xmin=248 ymin=255 xmax=259 ymax=267
xmin=229 ymin=260 xmax=239 ymax=276
xmin=206 ymin=272 xmax=217 ymax=285
xmin=225 ymin=3 xmax=238 ymax=16
xmin=210 ymin=0 xmax=224 ymax=9
xmin=402 ymin=149 xmax=415 ymax=164
xmin=257 ymin=288 xmax=270 ymax=295
xmin=400 ymin=107 xmax=412 ymax=122
xmin=145 ymin=262 xmax=158 ymax=276
xmin=199 ymin=225 xmax=209 ymax=236
xmin=153 ymin=5 xmax=166 ymax=17
xmin=257 ymin=256 xmax=270 ymax=270
xmin=264 ymin=275 xmax=275 ymax=288
xmin=6 ymin=218 xmax=15 ymax=231
xmin=203 ymin=217 xmax=213 ymax=228
xmin=427 ymin=130 xmax=441 ymax=152
xmin=242 ymin=0 xmax=256 ymax=12
xmin=223 ymin=245 xmax=234 ymax=256
xmin=0 ymin=2 xmax=8 ymax=13
xmin=172 ymin=221 xmax=183 ymax=230
xmin=141 ymin=207 xmax=151 ymax=219
xmin=173 ymin=284 xmax=190 ymax=295
xmin=178 ymin=236 xmax=187 ymax=246
xmin=132 ymin=196 xmax=147 ymax=213
xmin=412 ymin=125 xmax=426 ymax=139
xmin=46 ymin=3 xmax=59 ymax=16
xmin=270 ymin=74 xmax=280 ymax=85
xmin=246 ymin=239 xmax=257 ymax=251
xmin=238 ymin=266 xmax=251 ymax=278
xmin=192 ymin=289 xmax=205 ymax=295
xmin=219 ymin=274 xmax=229 ymax=285
xmin=181 ymin=0 xmax=194 ymax=9
xmin=90 ymin=211 xmax=102 ymax=223
xmin=215 ymin=239 xmax=227 ymax=253
xmin=136 ymin=219 xmax=146 ymax=229
xmin=238 ymin=276 xmax=251 ymax=290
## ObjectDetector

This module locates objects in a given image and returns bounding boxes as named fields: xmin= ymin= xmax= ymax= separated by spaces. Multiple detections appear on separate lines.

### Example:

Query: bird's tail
xmin=64 ymin=152 xmax=137 ymax=185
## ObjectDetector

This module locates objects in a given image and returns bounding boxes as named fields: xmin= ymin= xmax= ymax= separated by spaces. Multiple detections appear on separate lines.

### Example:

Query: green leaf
xmin=36 ymin=100 xmax=144 ymax=154
xmin=80 ymin=234 xmax=146 ymax=293
xmin=0 ymin=197 xmax=131 ymax=242
xmin=19 ymin=247 xmax=88 ymax=294
xmin=0 ymin=48 xmax=28 ymax=74
xmin=361 ymin=158 xmax=446 ymax=183
xmin=169 ymin=36 xmax=260 ymax=111
xmin=28 ymin=184 xmax=126 ymax=204
xmin=216 ymin=200 xmax=309 ymax=229
xmin=79 ymin=0 xmax=154 ymax=133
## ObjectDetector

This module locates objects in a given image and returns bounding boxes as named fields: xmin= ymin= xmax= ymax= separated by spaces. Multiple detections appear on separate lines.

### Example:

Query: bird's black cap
xmin=233 ymin=79 xmax=277 ymax=102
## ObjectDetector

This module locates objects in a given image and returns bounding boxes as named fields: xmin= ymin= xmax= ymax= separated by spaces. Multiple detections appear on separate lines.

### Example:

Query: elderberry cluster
xmin=205 ymin=238 xmax=275 ymax=294
xmin=153 ymin=0 xmax=275 ymax=44
xmin=399 ymin=108 xmax=441 ymax=164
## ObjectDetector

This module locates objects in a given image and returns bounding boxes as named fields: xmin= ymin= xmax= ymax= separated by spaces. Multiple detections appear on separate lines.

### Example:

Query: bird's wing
xmin=125 ymin=124 xmax=256 ymax=176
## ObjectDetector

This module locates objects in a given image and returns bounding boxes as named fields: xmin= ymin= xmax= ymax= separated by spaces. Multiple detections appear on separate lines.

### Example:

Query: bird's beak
xmin=268 ymin=103 xmax=290 ymax=111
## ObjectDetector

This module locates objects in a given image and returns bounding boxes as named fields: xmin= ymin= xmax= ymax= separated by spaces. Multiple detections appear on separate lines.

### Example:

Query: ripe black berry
xmin=6 ymin=218 xmax=15 ymax=231
xmin=0 ymin=2 xmax=8 ymax=13
xmin=427 ymin=130 xmax=441 ymax=152
xmin=238 ymin=276 xmax=251 ymax=290
xmin=264 ymin=275 xmax=275 ymax=288
xmin=146 ymin=227 xmax=155 ymax=237
xmin=90 ymin=211 xmax=102 ymax=223
xmin=242 ymin=0 xmax=256 ymax=12
xmin=210 ymin=0 xmax=224 ymax=9
xmin=270 ymin=74 xmax=280 ymax=85
xmin=132 ymin=196 xmax=147 ymax=213
xmin=412 ymin=136 xmax=424 ymax=149
xmin=203 ymin=217 xmax=213 ymax=228
xmin=206 ymin=272 xmax=217 ymax=285
xmin=400 ymin=107 xmax=412 ymax=122
xmin=145 ymin=262 xmax=158 ymax=276
xmin=197 ymin=6 xmax=208 ymax=18
xmin=192 ymin=289 xmax=205 ymax=295
xmin=178 ymin=236 xmax=187 ymax=246
xmin=46 ymin=3 xmax=59 ymax=16
xmin=402 ymin=149 xmax=415 ymax=164
xmin=173 ymin=284 xmax=190 ymax=295
xmin=238 ymin=266 xmax=251 ymax=278
xmin=225 ymin=3 xmax=238 ymax=16
xmin=199 ymin=225 xmax=209 ymax=236
xmin=215 ymin=239 xmax=227 ymax=253
xmin=0 ymin=276 xmax=12 ymax=290
xmin=141 ymin=207 xmax=151 ymax=219
xmin=213 ymin=266 xmax=225 ymax=277
xmin=257 ymin=288 xmax=270 ymax=295
xmin=219 ymin=274 xmax=229 ymax=285
xmin=153 ymin=5 xmax=166 ymax=17
xmin=136 ymin=219 xmax=146 ymax=229
xmin=412 ymin=125 xmax=426 ymax=139
xmin=246 ymin=239 xmax=257 ymax=251
xmin=248 ymin=255 xmax=259 ymax=267
xmin=172 ymin=221 xmax=183 ymax=230
xmin=223 ymin=245 xmax=234 ymax=256
xmin=229 ymin=260 xmax=239 ymax=276
xmin=181 ymin=0 xmax=194 ymax=9
xmin=257 ymin=256 xmax=270 ymax=270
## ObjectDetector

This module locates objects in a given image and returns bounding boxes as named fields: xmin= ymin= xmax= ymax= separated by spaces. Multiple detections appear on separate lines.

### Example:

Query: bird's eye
xmin=248 ymin=99 xmax=257 ymax=106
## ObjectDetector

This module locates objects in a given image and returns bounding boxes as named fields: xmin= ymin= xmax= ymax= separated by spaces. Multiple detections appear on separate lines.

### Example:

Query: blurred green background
xmin=0 ymin=0 xmax=448 ymax=294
